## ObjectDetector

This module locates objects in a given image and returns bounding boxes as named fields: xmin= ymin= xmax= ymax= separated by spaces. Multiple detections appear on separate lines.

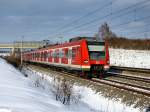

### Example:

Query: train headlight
xmin=107 ymin=60 xmax=110 ymax=64
xmin=104 ymin=65 xmax=110 ymax=71
xmin=84 ymin=60 xmax=88 ymax=64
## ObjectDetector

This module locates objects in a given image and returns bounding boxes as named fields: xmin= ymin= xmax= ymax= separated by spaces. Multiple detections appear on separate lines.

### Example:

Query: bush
xmin=4 ymin=56 xmax=21 ymax=67
xmin=51 ymin=77 xmax=81 ymax=105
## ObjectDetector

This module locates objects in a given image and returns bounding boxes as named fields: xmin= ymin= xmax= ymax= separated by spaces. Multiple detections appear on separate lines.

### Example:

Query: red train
xmin=23 ymin=37 xmax=110 ymax=78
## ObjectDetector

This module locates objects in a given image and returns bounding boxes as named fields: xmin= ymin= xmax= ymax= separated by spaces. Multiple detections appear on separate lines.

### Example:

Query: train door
xmin=58 ymin=49 xmax=63 ymax=64
xmin=51 ymin=50 xmax=54 ymax=63
xmin=54 ymin=49 xmax=59 ymax=63
xmin=44 ymin=51 xmax=47 ymax=62
xmin=48 ymin=50 xmax=52 ymax=63
xmin=71 ymin=46 xmax=81 ymax=65
xmin=68 ymin=48 xmax=72 ymax=65
xmin=61 ymin=48 xmax=68 ymax=64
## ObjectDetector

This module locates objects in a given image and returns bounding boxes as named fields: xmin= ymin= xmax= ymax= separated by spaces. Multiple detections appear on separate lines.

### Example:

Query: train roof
xmin=23 ymin=37 xmax=105 ymax=53
xmin=69 ymin=37 xmax=104 ymax=42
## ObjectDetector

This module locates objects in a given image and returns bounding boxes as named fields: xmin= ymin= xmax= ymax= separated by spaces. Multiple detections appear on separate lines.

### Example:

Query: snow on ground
xmin=23 ymin=66 xmax=140 ymax=112
xmin=109 ymin=48 xmax=150 ymax=69
xmin=0 ymin=58 xmax=97 ymax=112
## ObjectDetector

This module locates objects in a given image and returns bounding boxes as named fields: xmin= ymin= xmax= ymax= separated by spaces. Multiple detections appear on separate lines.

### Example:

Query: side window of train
xmin=41 ymin=52 xmax=43 ymax=58
xmin=65 ymin=49 xmax=69 ymax=58
xmin=51 ymin=51 xmax=54 ymax=58
xmin=59 ymin=50 xmax=64 ymax=58
xmin=68 ymin=49 xmax=72 ymax=58
xmin=32 ymin=53 xmax=34 ymax=59
xmin=52 ymin=51 xmax=56 ymax=58
xmin=57 ymin=51 xmax=59 ymax=58
xmin=48 ymin=51 xmax=51 ymax=58
xmin=76 ymin=47 xmax=80 ymax=56
xmin=55 ymin=50 xmax=59 ymax=58
xmin=36 ymin=53 xmax=38 ymax=58
xmin=38 ymin=53 xmax=40 ymax=58
xmin=45 ymin=51 xmax=48 ymax=58
xmin=39 ymin=53 xmax=40 ymax=58
xmin=44 ymin=52 xmax=46 ymax=58
xmin=72 ymin=48 xmax=76 ymax=58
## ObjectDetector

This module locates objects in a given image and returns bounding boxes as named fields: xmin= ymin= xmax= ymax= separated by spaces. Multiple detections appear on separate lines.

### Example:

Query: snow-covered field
xmin=0 ymin=58 xmax=141 ymax=112
xmin=109 ymin=48 xmax=150 ymax=69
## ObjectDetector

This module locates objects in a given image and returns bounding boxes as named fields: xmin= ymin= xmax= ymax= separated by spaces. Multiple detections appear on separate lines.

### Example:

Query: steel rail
xmin=29 ymin=65 xmax=150 ymax=97
xmin=107 ymin=72 xmax=150 ymax=83
xmin=110 ymin=66 xmax=150 ymax=73
xmin=104 ymin=78 xmax=150 ymax=91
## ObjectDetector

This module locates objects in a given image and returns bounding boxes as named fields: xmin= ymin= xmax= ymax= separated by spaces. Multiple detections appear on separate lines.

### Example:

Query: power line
xmin=69 ymin=1 xmax=150 ymax=35
xmin=50 ymin=0 xmax=149 ymax=37
xmin=112 ymin=15 xmax=150 ymax=29
xmin=50 ymin=1 xmax=113 ymax=35
xmin=74 ymin=2 xmax=150 ymax=33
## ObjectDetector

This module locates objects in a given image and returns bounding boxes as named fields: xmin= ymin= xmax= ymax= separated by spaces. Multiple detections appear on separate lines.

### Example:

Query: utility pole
xmin=21 ymin=36 xmax=24 ymax=66
xmin=58 ymin=36 xmax=63 ymax=44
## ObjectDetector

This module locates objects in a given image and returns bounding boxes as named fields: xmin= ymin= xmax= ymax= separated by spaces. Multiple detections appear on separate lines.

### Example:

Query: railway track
xmin=51 ymin=70 xmax=150 ymax=96
xmin=93 ymin=78 xmax=150 ymax=96
xmin=110 ymin=66 xmax=150 ymax=74
xmin=104 ymin=79 xmax=150 ymax=91
xmin=107 ymin=72 xmax=150 ymax=83
xmin=28 ymin=65 xmax=150 ymax=97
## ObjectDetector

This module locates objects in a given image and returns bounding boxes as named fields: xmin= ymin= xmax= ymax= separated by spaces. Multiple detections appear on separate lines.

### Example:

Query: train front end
xmin=86 ymin=40 xmax=110 ymax=78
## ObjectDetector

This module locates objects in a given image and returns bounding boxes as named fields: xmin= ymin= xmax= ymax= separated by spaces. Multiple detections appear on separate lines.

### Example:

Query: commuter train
xmin=23 ymin=37 xmax=110 ymax=78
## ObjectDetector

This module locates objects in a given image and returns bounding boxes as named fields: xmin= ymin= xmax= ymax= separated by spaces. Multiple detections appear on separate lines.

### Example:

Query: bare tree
xmin=98 ymin=22 xmax=116 ymax=40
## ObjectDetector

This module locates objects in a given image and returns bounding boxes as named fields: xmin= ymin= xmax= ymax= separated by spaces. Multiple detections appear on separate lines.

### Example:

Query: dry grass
xmin=107 ymin=37 xmax=150 ymax=50
xmin=4 ymin=55 xmax=21 ymax=67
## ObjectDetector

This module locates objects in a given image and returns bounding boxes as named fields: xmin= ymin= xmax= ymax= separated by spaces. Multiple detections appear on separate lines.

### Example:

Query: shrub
xmin=51 ymin=77 xmax=81 ymax=105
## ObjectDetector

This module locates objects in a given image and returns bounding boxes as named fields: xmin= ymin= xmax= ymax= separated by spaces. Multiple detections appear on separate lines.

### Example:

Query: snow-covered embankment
xmin=22 ymin=65 xmax=140 ymax=112
xmin=109 ymin=48 xmax=150 ymax=69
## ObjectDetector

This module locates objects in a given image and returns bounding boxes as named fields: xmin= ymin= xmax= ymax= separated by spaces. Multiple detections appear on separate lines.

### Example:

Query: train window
xmin=68 ymin=49 xmax=72 ymax=58
xmin=56 ymin=52 xmax=58 ymax=58
xmin=36 ymin=53 xmax=38 ymax=58
xmin=76 ymin=47 xmax=80 ymax=56
xmin=41 ymin=53 xmax=43 ymax=58
xmin=59 ymin=50 xmax=64 ymax=58
xmin=62 ymin=51 xmax=65 ymax=57
xmin=72 ymin=48 xmax=76 ymax=58
xmin=52 ymin=52 xmax=56 ymax=58
xmin=65 ymin=49 xmax=69 ymax=58
xmin=37 ymin=53 xmax=40 ymax=58
xmin=44 ymin=52 xmax=47 ymax=58
xmin=35 ymin=53 xmax=37 ymax=58
xmin=89 ymin=51 xmax=105 ymax=60
xmin=37 ymin=53 xmax=39 ymax=58
xmin=57 ymin=52 xmax=59 ymax=58
xmin=32 ymin=53 xmax=34 ymax=59
xmin=39 ymin=53 xmax=40 ymax=58
xmin=47 ymin=52 xmax=51 ymax=58
xmin=32 ymin=53 xmax=33 ymax=59
xmin=51 ymin=52 xmax=54 ymax=57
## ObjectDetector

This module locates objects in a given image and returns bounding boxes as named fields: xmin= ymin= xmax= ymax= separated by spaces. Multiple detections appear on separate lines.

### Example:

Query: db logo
xmin=96 ymin=61 xmax=99 ymax=64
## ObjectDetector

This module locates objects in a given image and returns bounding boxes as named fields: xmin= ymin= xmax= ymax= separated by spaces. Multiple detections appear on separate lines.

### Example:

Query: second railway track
xmin=27 ymin=65 xmax=150 ymax=97
xmin=49 ymin=69 xmax=150 ymax=96
xmin=107 ymin=72 xmax=150 ymax=83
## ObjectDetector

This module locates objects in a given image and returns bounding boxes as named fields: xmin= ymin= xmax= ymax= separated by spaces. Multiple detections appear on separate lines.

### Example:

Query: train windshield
xmin=88 ymin=42 xmax=105 ymax=60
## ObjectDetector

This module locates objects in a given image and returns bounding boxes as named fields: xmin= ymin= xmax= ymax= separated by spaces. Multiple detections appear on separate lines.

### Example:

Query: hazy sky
xmin=0 ymin=0 xmax=150 ymax=43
